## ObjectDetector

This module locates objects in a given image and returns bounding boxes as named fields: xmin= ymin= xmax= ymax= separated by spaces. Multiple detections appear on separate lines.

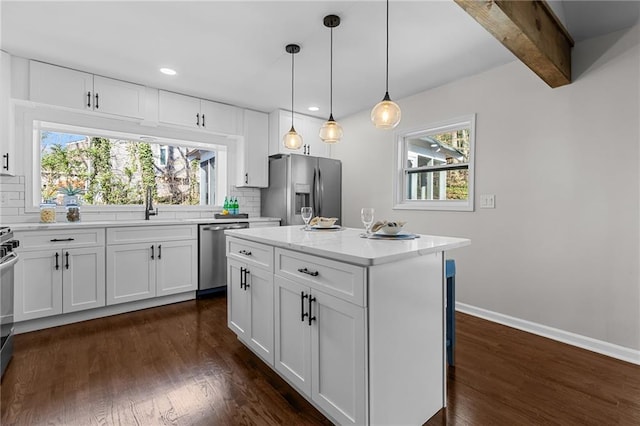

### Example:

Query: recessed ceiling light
xmin=160 ymin=68 xmax=177 ymax=76
xmin=308 ymin=106 xmax=320 ymax=112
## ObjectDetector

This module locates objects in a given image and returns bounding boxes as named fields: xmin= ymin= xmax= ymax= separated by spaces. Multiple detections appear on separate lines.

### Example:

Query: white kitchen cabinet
xmin=274 ymin=274 xmax=366 ymax=426
xmin=14 ymin=229 xmax=106 ymax=322
xmin=268 ymin=110 xmax=331 ymax=158
xmin=106 ymin=225 xmax=197 ymax=305
xmin=29 ymin=61 xmax=146 ymax=119
xmin=0 ymin=50 xmax=14 ymax=175
xmin=227 ymin=237 xmax=275 ymax=365
xmin=228 ymin=257 xmax=274 ymax=365
xmin=236 ymin=109 xmax=268 ymax=188
xmin=158 ymin=90 xmax=242 ymax=134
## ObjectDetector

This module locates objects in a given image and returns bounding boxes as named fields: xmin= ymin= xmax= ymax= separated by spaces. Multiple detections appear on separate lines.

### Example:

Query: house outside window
xmin=394 ymin=114 xmax=475 ymax=211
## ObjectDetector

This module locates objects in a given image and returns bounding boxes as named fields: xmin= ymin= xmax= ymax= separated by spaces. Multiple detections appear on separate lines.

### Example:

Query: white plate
xmin=366 ymin=232 xmax=419 ymax=240
xmin=309 ymin=225 xmax=341 ymax=230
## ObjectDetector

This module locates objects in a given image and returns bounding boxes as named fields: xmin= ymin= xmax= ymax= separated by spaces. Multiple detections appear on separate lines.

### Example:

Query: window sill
xmin=393 ymin=200 xmax=474 ymax=212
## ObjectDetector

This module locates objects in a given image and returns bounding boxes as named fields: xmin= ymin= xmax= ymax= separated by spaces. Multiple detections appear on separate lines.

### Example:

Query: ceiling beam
xmin=454 ymin=0 xmax=574 ymax=88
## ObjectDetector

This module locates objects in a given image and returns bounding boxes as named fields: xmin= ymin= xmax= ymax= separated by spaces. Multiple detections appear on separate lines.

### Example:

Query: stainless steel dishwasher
xmin=198 ymin=222 xmax=249 ymax=296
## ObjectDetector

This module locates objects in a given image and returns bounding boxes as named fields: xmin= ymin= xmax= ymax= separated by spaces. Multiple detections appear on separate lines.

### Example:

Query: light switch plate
xmin=480 ymin=194 xmax=495 ymax=209
xmin=0 ymin=193 xmax=7 ymax=206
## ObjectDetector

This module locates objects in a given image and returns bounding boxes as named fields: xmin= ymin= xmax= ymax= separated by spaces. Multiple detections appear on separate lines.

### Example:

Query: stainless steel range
xmin=0 ymin=227 xmax=19 ymax=379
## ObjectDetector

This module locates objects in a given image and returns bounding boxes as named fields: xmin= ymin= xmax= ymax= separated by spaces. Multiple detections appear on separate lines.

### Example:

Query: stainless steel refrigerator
xmin=261 ymin=154 xmax=341 ymax=226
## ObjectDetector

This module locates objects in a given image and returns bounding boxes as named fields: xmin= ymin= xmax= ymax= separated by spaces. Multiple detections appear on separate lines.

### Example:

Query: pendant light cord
xmin=291 ymin=51 xmax=295 ymax=128
xmin=330 ymin=26 xmax=334 ymax=119
xmin=385 ymin=0 xmax=389 ymax=94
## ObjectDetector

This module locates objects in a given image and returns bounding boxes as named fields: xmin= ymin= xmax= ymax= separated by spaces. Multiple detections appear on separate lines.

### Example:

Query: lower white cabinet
xmin=274 ymin=275 xmax=366 ymax=425
xmin=106 ymin=226 xmax=197 ymax=305
xmin=14 ymin=229 xmax=106 ymax=322
xmin=228 ymin=257 xmax=274 ymax=364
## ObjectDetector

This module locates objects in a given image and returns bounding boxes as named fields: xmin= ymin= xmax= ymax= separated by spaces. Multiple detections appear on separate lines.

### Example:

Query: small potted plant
xmin=58 ymin=179 xmax=85 ymax=222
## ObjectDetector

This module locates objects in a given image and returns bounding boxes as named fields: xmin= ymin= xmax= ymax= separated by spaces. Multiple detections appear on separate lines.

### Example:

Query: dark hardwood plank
xmin=2 ymin=297 xmax=639 ymax=425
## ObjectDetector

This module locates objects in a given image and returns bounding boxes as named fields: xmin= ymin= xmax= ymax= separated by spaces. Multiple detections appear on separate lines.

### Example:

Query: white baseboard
xmin=456 ymin=302 xmax=640 ymax=366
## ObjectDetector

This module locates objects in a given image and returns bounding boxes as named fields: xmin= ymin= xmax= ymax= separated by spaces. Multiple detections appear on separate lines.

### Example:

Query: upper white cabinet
xmin=269 ymin=110 xmax=331 ymax=158
xmin=29 ymin=61 xmax=146 ymax=119
xmin=0 ymin=51 xmax=14 ymax=175
xmin=236 ymin=109 xmax=268 ymax=188
xmin=158 ymin=90 xmax=242 ymax=135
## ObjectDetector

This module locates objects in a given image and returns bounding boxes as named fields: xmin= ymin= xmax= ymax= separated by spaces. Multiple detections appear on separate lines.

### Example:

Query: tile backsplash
xmin=0 ymin=175 xmax=263 ymax=224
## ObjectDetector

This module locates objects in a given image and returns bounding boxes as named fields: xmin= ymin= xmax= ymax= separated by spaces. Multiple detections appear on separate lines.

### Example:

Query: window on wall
xmin=394 ymin=115 xmax=475 ymax=211
xmin=36 ymin=122 xmax=227 ymax=207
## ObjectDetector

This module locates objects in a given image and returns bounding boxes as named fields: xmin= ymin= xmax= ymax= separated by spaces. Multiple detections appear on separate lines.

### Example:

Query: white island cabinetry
xmin=227 ymin=237 xmax=274 ymax=365
xmin=225 ymin=226 xmax=471 ymax=425
xmin=106 ymin=225 xmax=197 ymax=305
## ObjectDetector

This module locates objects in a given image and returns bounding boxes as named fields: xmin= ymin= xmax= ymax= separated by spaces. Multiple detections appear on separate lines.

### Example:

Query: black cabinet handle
xmin=151 ymin=245 xmax=154 ymax=260
xmin=308 ymin=296 xmax=316 ymax=326
xmin=95 ymin=93 xmax=99 ymax=109
xmin=245 ymin=173 xmax=248 ymax=184
xmin=65 ymin=252 xmax=69 ymax=270
xmin=244 ymin=269 xmax=250 ymax=289
xmin=54 ymin=252 xmax=59 ymax=270
xmin=301 ymin=291 xmax=308 ymax=322
xmin=202 ymin=114 xmax=205 ymax=127
xmin=240 ymin=267 xmax=245 ymax=289
xmin=298 ymin=267 xmax=319 ymax=277
xmin=50 ymin=238 xmax=75 ymax=242
xmin=158 ymin=244 xmax=162 ymax=259
xmin=2 ymin=153 xmax=8 ymax=170
xmin=239 ymin=250 xmax=252 ymax=256
xmin=87 ymin=91 xmax=91 ymax=107
xmin=196 ymin=113 xmax=200 ymax=126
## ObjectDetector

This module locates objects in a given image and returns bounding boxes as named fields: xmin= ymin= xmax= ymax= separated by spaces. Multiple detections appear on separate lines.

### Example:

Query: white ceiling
xmin=2 ymin=1 xmax=638 ymax=120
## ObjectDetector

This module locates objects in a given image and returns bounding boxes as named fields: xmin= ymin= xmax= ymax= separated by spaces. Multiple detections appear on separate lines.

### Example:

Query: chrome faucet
xmin=145 ymin=187 xmax=158 ymax=220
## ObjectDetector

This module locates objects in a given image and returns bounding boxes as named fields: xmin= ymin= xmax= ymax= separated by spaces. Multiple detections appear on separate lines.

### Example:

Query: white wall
xmin=333 ymin=25 xmax=640 ymax=352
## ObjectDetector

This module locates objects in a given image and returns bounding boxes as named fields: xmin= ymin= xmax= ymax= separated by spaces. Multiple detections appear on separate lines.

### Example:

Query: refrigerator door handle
xmin=317 ymin=167 xmax=323 ymax=217
xmin=312 ymin=168 xmax=319 ymax=215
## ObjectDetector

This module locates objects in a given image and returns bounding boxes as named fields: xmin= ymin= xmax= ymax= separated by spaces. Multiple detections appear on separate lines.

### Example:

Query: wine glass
xmin=301 ymin=207 xmax=313 ymax=230
xmin=361 ymin=207 xmax=375 ymax=236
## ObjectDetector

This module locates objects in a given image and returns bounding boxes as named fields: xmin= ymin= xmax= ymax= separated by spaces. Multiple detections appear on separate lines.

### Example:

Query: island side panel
xmin=368 ymin=251 xmax=445 ymax=424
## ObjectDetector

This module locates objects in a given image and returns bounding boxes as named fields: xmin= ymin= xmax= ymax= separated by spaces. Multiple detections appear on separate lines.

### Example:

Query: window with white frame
xmin=394 ymin=115 xmax=475 ymax=211
xmin=35 ymin=121 xmax=227 ymax=208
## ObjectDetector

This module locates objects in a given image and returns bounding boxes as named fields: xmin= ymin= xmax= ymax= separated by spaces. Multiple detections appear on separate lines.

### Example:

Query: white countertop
xmin=6 ymin=217 xmax=281 ymax=231
xmin=226 ymin=225 xmax=470 ymax=266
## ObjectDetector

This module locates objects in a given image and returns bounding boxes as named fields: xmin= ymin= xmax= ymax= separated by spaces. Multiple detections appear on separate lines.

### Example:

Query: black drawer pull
xmin=54 ymin=252 xmax=59 ymax=270
xmin=65 ymin=252 xmax=69 ymax=270
xmin=50 ymin=238 xmax=75 ymax=242
xmin=202 ymin=114 xmax=206 ymax=127
xmin=87 ymin=91 xmax=91 ymax=107
xmin=239 ymin=250 xmax=252 ymax=256
xmin=2 ymin=153 xmax=9 ymax=170
xmin=95 ymin=93 xmax=99 ymax=109
xmin=150 ymin=245 xmax=154 ymax=260
xmin=158 ymin=244 xmax=162 ymax=259
xmin=298 ymin=267 xmax=319 ymax=277
xmin=196 ymin=113 xmax=200 ymax=126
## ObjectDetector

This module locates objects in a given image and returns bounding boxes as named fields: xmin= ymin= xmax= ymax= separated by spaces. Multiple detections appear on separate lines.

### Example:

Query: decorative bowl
xmin=378 ymin=221 xmax=406 ymax=235
xmin=316 ymin=217 xmax=338 ymax=228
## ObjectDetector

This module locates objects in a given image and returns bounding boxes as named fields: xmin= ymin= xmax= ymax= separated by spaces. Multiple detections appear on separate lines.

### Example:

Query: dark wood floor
xmin=1 ymin=295 xmax=639 ymax=426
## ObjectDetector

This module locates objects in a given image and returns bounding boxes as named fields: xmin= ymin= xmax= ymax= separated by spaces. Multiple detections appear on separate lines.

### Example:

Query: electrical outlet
xmin=0 ymin=193 xmax=7 ymax=206
xmin=480 ymin=194 xmax=495 ymax=209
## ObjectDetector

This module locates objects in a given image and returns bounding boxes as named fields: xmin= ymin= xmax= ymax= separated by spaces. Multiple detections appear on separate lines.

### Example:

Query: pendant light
xmin=319 ymin=14 xmax=343 ymax=144
xmin=283 ymin=44 xmax=303 ymax=150
xmin=371 ymin=0 xmax=401 ymax=129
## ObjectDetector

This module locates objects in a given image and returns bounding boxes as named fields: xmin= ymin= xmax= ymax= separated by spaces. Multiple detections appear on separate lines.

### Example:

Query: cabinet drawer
xmin=275 ymin=248 xmax=365 ymax=306
xmin=227 ymin=237 xmax=273 ymax=271
xmin=15 ymin=228 xmax=105 ymax=251
xmin=107 ymin=225 xmax=197 ymax=244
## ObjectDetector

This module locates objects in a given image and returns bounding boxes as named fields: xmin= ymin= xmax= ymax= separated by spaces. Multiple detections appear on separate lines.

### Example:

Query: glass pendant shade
xmin=319 ymin=117 xmax=343 ymax=144
xmin=283 ymin=126 xmax=303 ymax=150
xmin=371 ymin=93 xmax=401 ymax=129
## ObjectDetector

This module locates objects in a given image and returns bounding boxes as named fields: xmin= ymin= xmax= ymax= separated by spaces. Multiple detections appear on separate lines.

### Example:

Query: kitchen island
xmin=225 ymin=225 xmax=470 ymax=425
